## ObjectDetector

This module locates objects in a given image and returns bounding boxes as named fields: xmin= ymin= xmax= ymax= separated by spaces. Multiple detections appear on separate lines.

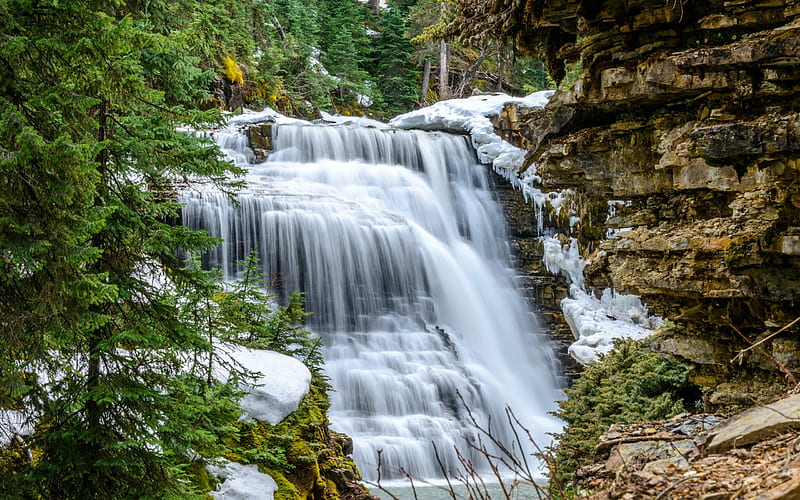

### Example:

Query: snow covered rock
xmin=216 ymin=345 xmax=312 ymax=425
xmin=390 ymin=91 xmax=552 ymax=178
xmin=208 ymin=461 xmax=278 ymax=500
xmin=225 ymin=107 xmax=309 ymax=127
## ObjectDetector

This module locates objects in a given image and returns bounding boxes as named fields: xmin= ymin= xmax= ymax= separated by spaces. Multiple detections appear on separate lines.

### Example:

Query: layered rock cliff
xmin=509 ymin=0 xmax=800 ymax=409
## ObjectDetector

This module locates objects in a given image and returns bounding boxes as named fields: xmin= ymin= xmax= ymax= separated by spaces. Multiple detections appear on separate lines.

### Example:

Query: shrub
xmin=222 ymin=56 xmax=244 ymax=85
xmin=550 ymin=338 xmax=699 ymax=486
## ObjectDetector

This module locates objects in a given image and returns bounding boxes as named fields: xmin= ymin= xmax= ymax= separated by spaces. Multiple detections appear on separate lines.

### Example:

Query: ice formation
xmin=563 ymin=286 xmax=663 ymax=364
xmin=542 ymin=236 xmax=663 ymax=364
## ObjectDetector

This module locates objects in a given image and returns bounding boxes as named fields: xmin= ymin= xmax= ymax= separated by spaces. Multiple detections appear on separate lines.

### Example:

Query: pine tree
xmin=368 ymin=5 xmax=420 ymax=116
xmin=0 ymin=1 xmax=246 ymax=497
xmin=317 ymin=0 xmax=373 ymax=106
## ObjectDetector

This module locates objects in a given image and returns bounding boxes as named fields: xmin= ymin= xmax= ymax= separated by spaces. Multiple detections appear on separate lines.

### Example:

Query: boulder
xmin=706 ymin=394 xmax=800 ymax=453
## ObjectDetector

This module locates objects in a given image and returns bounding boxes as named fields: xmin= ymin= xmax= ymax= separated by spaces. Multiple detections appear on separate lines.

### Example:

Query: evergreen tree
xmin=317 ymin=0 xmax=373 ymax=106
xmin=0 ymin=1 xmax=246 ymax=497
xmin=368 ymin=6 xmax=420 ymax=116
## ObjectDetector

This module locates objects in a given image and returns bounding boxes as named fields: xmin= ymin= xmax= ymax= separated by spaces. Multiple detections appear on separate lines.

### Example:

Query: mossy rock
xmin=210 ymin=374 xmax=370 ymax=500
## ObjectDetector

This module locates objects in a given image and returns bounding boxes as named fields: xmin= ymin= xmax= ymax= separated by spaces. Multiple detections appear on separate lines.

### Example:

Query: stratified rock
xmin=706 ymin=394 xmax=800 ymax=453
xmin=246 ymin=122 xmax=273 ymax=162
xmin=505 ymin=0 xmax=800 ymax=407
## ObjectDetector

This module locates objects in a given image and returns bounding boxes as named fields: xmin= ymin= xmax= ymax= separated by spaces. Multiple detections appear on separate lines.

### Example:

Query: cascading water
xmin=181 ymin=117 xmax=562 ymax=481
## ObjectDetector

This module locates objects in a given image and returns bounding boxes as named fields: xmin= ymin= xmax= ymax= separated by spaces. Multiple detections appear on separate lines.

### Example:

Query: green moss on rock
xmin=214 ymin=375 xmax=373 ymax=500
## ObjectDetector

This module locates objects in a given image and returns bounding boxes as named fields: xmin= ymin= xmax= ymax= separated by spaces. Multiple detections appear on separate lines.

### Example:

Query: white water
xmin=181 ymin=120 xmax=562 ymax=481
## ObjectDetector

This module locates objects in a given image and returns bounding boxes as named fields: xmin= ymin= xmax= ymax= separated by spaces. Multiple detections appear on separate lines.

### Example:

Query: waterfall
xmin=181 ymin=118 xmax=562 ymax=482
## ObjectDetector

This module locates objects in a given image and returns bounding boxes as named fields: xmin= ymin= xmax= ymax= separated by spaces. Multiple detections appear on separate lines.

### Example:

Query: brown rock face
xmin=492 ymin=178 xmax=580 ymax=382
xmin=246 ymin=122 xmax=273 ymax=162
xmin=511 ymin=0 xmax=800 ymax=407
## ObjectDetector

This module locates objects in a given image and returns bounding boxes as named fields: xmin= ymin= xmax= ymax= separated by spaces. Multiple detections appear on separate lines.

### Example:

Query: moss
xmin=266 ymin=466 xmax=301 ymax=500
xmin=724 ymin=238 xmax=758 ymax=266
xmin=214 ymin=374 xmax=362 ymax=500
xmin=185 ymin=461 xmax=216 ymax=499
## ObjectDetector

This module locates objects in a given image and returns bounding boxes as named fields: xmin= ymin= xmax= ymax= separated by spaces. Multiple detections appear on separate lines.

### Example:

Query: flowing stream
xmin=181 ymin=119 xmax=562 ymax=481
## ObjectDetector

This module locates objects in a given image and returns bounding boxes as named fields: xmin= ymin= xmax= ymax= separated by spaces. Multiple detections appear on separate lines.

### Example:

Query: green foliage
xmin=558 ymin=60 xmax=583 ymax=91
xmin=200 ymin=252 xmax=325 ymax=374
xmin=511 ymin=57 xmax=554 ymax=93
xmin=408 ymin=0 xmax=456 ymax=45
xmin=0 ymin=1 xmax=247 ymax=497
xmin=367 ymin=6 xmax=420 ymax=116
xmin=317 ymin=0 xmax=370 ymax=83
xmin=551 ymin=338 xmax=699 ymax=486
xmin=0 ymin=0 xmax=357 ymax=496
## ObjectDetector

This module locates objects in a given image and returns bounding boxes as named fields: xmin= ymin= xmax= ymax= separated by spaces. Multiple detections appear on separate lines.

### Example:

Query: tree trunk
xmin=367 ymin=0 xmax=380 ymax=14
xmin=271 ymin=13 xmax=286 ymax=41
xmin=456 ymin=48 xmax=489 ymax=96
xmin=87 ymin=97 xmax=108 ymax=435
xmin=495 ymin=54 xmax=505 ymax=92
xmin=439 ymin=39 xmax=448 ymax=100
xmin=420 ymin=59 xmax=431 ymax=104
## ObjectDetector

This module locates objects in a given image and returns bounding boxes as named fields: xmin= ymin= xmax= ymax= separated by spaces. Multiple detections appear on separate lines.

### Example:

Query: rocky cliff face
xmin=512 ymin=0 xmax=800 ymax=408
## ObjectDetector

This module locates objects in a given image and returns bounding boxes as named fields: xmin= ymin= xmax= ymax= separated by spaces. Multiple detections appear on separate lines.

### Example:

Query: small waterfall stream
xmin=181 ymin=119 xmax=562 ymax=481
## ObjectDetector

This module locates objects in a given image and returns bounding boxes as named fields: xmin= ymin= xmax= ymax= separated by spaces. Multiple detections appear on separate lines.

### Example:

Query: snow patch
xmin=208 ymin=460 xmax=278 ymax=500
xmin=308 ymin=48 xmax=339 ymax=83
xmin=357 ymin=0 xmax=388 ymax=7
xmin=216 ymin=345 xmax=312 ymax=425
xmin=319 ymin=110 xmax=387 ymax=129
xmin=0 ymin=410 xmax=34 ymax=448
xmin=225 ymin=108 xmax=309 ymax=127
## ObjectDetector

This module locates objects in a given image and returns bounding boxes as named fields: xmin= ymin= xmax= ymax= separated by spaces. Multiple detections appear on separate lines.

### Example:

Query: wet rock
xmin=246 ymin=122 xmax=273 ymax=162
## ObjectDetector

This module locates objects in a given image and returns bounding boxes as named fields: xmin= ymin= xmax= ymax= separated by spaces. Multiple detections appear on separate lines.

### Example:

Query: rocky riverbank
xmin=578 ymin=394 xmax=800 ymax=499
